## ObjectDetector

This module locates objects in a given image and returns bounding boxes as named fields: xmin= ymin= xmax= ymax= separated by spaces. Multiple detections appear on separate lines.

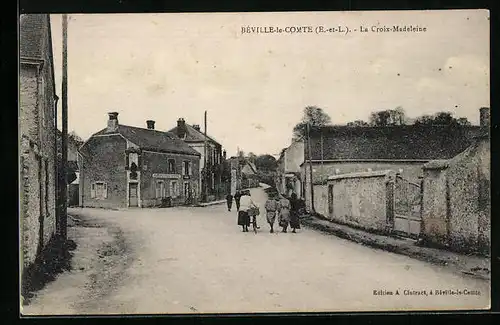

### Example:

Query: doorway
xmin=129 ymin=183 xmax=138 ymax=207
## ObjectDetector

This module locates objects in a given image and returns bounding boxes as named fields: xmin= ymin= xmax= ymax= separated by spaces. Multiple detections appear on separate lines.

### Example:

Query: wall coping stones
xmin=327 ymin=169 xmax=395 ymax=181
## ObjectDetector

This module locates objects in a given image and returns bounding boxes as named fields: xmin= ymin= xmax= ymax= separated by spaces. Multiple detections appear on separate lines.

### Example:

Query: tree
xmin=292 ymin=106 xmax=332 ymax=140
xmin=346 ymin=120 xmax=369 ymax=127
xmin=255 ymin=154 xmax=278 ymax=172
xmin=369 ymin=107 xmax=407 ymax=126
xmin=69 ymin=131 xmax=84 ymax=146
xmin=413 ymin=111 xmax=470 ymax=126
xmin=247 ymin=152 xmax=257 ymax=164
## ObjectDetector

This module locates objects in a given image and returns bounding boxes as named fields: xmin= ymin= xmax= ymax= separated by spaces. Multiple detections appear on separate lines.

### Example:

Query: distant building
xmin=19 ymin=14 xmax=59 ymax=272
xmin=302 ymin=108 xmax=487 ymax=212
xmin=78 ymin=113 xmax=201 ymax=208
xmin=57 ymin=130 xmax=81 ymax=206
xmin=241 ymin=160 xmax=260 ymax=189
xmin=168 ymin=118 xmax=227 ymax=201
xmin=276 ymin=139 xmax=304 ymax=198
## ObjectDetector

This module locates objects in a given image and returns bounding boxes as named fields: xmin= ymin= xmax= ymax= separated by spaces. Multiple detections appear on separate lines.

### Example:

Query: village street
xmin=22 ymin=185 xmax=490 ymax=315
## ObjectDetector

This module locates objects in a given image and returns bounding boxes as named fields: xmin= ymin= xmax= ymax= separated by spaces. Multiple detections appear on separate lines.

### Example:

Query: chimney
xmin=479 ymin=107 xmax=490 ymax=127
xmin=193 ymin=124 xmax=200 ymax=131
xmin=107 ymin=112 xmax=119 ymax=133
xmin=223 ymin=150 xmax=227 ymax=159
xmin=146 ymin=120 xmax=155 ymax=130
xmin=177 ymin=118 xmax=186 ymax=138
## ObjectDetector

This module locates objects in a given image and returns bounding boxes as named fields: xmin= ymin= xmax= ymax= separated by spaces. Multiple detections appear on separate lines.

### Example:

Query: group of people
xmin=226 ymin=190 xmax=303 ymax=233
xmin=265 ymin=193 xmax=302 ymax=233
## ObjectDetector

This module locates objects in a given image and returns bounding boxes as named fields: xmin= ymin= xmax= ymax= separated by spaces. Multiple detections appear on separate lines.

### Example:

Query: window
xmin=183 ymin=161 xmax=191 ymax=176
xmin=170 ymin=181 xmax=178 ymax=198
xmin=91 ymin=181 xmax=108 ymax=199
xmin=168 ymin=159 xmax=176 ymax=173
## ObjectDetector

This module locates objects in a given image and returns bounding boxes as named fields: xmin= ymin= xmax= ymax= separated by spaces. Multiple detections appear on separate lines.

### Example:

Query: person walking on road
xmin=265 ymin=196 xmax=279 ymax=233
xmin=289 ymin=193 xmax=301 ymax=233
xmin=234 ymin=191 xmax=242 ymax=211
xmin=226 ymin=193 xmax=233 ymax=212
xmin=237 ymin=192 xmax=257 ymax=232
xmin=278 ymin=194 xmax=291 ymax=233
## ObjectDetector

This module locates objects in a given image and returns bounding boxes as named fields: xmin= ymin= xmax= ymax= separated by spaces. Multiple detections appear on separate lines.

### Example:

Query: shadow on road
xmin=21 ymin=235 xmax=77 ymax=306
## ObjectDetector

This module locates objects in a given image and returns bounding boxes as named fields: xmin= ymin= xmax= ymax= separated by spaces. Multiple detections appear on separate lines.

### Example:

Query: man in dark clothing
xmin=234 ymin=191 xmax=242 ymax=211
xmin=226 ymin=194 xmax=233 ymax=211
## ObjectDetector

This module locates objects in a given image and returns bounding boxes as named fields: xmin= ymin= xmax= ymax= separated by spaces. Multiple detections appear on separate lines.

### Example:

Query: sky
xmin=49 ymin=10 xmax=489 ymax=157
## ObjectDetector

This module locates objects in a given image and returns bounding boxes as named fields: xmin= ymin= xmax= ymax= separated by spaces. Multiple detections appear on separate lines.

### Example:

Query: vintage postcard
xmin=19 ymin=9 xmax=490 ymax=315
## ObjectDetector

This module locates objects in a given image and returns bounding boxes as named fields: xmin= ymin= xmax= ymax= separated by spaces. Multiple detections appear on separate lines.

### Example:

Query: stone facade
xmin=19 ymin=14 xmax=58 ymax=269
xmin=168 ymin=119 xmax=225 ymax=201
xmin=79 ymin=135 xmax=128 ymax=208
xmin=79 ymin=114 xmax=201 ymax=208
xmin=421 ymin=133 xmax=490 ymax=254
xmin=140 ymin=151 xmax=200 ymax=207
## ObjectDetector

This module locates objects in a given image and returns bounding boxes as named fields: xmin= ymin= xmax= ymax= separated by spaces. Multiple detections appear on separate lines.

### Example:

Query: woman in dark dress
xmin=289 ymin=193 xmax=301 ymax=233
xmin=226 ymin=194 xmax=233 ymax=211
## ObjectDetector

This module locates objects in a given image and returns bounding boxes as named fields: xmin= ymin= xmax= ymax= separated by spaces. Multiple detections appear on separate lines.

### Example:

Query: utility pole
xmin=307 ymin=122 xmax=315 ymax=212
xmin=320 ymin=129 xmax=325 ymax=185
xmin=60 ymin=14 xmax=68 ymax=240
xmin=204 ymin=110 xmax=208 ymax=202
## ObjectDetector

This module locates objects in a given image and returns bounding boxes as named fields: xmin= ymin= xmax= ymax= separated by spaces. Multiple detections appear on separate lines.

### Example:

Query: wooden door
xmin=129 ymin=183 xmax=138 ymax=207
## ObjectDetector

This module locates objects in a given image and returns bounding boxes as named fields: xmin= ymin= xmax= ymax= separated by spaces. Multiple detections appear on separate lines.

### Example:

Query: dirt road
xmin=22 ymin=185 xmax=490 ymax=315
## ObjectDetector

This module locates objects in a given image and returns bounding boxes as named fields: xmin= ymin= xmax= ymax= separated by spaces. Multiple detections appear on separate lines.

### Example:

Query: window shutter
xmin=91 ymin=183 xmax=96 ymax=198
xmin=104 ymin=183 xmax=108 ymax=198
xmin=189 ymin=162 xmax=192 ymax=175
xmin=125 ymin=153 xmax=129 ymax=170
xmin=182 ymin=162 xmax=185 ymax=176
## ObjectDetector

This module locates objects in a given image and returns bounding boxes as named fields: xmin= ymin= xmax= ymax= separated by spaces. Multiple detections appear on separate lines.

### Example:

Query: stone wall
xmin=421 ymin=136 xmax=490 ymax=254
xmin=302 ymin=161 xmax=424 ymax=212
xmin=19 ymin=22 xmax=57 ymax=270
xmin=321 ymin=171 xmax=395 ymax=232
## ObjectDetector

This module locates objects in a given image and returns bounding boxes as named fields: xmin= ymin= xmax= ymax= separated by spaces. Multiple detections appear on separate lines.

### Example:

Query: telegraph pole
xmin=60 ymin=14 xmax=68 ymax=239
xmin=204 ymin=110 xmax=208 ymax=202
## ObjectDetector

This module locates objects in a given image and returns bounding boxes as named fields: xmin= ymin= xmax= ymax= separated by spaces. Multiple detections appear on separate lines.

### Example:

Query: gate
xmin=393 ymin=175 xmax=422 ymax=238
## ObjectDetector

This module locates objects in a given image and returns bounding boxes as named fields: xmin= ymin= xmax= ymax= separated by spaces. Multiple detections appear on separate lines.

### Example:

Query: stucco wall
xmin=421 ymin=168 xmax=448 ymax=244
xmin=80 ymin=135 xmax=128 ymax=208
xmin=284 ymin=140 xmax=304 ymax=173
xmin=302 ymin=161 xmax=424 ymax=212
xmin=325 ymin=171 xmax=393 ymax=232
xmin=421 ymin=137 xmax=490 ymax=253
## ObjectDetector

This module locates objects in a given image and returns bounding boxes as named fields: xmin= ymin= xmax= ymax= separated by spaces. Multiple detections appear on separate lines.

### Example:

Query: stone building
xmin=276 ymin=139 xmax=304 ymax=198
xmin=168 ymin=118 xmax=226 ymax=201
xmin=302 ymin=110 xmax=485 ymax=212
xmin=78 ymin=113 xmax=201 ymax=208
xmin=421 ymin=108 xmax=490 ymax=254
xmin=19 ymin=14 xmax=59 ymax=272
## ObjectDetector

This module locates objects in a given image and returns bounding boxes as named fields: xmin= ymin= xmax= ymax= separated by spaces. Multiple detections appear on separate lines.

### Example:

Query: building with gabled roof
xmin=168 ymin=118 xmax=228 ymax=202
xmin=78 ymin=113 xmax=201 ymax=208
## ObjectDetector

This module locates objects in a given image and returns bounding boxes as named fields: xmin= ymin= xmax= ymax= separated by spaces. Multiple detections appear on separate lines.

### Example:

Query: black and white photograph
xmin=19 ymin=10 xmax=491 ymax=315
